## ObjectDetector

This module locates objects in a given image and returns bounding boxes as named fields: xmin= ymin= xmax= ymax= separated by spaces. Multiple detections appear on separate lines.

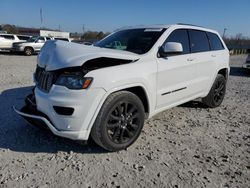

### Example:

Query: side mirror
xmin=158 ymin=42 xmax=183 ymax=57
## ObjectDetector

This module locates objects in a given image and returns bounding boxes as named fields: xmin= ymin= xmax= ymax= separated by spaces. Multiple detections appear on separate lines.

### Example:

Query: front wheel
xmin=91 ymin=91 xmax=145 ymax=151
xmin=24 ymin=47 xmax=33 ymax=56
xmin=202 ymin=74 xmax=226 ymax=108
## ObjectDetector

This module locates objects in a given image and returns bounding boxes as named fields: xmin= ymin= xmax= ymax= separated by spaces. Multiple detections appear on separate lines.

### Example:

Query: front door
xmin=156 ymin=29 xmax=199 ymax=109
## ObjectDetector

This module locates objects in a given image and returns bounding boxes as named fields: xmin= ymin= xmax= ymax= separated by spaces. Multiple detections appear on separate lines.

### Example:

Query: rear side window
xmin=46 ymin=37 xmax=51 ymax=40
xmin=189 ymin=30 xmax=210 ymax=53
xmin=17 ymin=36 xmax=30 ymax=40
xmin=55 ymin=38 xmax=69 ymax=41
xmin=207 ymin=32 xmax=224 ymax=51
xmin=0 ymin=35 xmax=15 ymax=40
xmin=165 ymin=29 xmax=190 ymax=54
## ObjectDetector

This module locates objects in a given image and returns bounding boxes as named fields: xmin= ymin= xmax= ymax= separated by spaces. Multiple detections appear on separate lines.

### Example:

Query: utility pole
xmin=40 ymin=8 xmax=43 ymax=28
xmin=82 ymin=24 xmax=85 ymax=41
xmin=222 ymin=28 xmax=227 ymax=38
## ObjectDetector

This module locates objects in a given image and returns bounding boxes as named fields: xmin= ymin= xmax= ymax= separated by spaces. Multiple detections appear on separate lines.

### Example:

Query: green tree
xmin=2 ymin=24 xmax=18 ymax=34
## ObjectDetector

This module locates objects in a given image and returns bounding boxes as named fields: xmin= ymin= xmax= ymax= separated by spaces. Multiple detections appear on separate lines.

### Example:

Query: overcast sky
xmin=0 ymin=0 xmax=250 ymax=37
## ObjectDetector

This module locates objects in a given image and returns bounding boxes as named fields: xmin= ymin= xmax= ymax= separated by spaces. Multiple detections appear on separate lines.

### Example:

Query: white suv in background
xmin=0 ymin=34 xmax=31 ymax=51
xmin=15 ymin=24 xmax=230 ymax=151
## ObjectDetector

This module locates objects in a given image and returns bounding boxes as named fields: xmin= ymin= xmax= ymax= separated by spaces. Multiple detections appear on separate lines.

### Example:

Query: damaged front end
xmin=14 ymin=40 xmax=139 ymax=140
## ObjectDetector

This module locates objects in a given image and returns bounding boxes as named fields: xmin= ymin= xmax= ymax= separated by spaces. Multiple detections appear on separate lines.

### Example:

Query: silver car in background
xmin=242 ymin=54 xmax=250 ymax=70
xmin=12 ymin=36 xmax=53 ymax=55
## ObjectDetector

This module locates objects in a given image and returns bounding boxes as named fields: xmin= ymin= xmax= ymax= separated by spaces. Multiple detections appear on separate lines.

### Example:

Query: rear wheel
xmin=24 ymin=47 xmax=33 ymax=56
xmin=91 ymin=91 xmax=145 ymax=151
xmin=202 ymin=74 xmax=226 ymax=108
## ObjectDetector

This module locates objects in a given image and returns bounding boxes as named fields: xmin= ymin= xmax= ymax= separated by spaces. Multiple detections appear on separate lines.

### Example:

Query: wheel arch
xmin=105 ymin=84 xmax=150 ymax=118
xmin=119 ymin=86 xmax=150 ymax=118
xmin=218 ymin=68 xmax=229 ymax=80
xmin=24 ymin=46 xmax=35 ymax=51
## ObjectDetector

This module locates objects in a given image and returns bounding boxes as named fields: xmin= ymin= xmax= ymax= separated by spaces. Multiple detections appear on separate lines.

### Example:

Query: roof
xmin=116 ymin=23 xmax=217 ymax=34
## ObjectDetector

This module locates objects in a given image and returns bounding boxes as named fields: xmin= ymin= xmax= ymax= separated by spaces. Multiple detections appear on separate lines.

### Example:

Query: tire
xmin=91 ymin=91 xmax=145 ymax=151
xmin=202 ymin=74 xmax=226 ymax=108
xmin=24 ymin=47 xmax=33 ymax=56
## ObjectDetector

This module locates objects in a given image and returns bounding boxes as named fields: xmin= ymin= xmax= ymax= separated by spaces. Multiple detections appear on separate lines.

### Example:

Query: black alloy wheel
xmin=91 ymin=91 xmax=145 ymax=151
xmin=106 ymin=101 xmax=141 ymax=144
xmin=202 ymin=74 xmax=226 ymax=108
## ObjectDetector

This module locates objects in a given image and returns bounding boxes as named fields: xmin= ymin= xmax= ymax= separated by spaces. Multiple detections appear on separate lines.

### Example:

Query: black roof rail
xmin=176 ymin=23 xmax=205 ymax=28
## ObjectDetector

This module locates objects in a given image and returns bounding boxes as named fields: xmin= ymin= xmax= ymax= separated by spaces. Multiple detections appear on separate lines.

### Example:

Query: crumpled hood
xmin=38 ymin=40 xmax=139 ymax=71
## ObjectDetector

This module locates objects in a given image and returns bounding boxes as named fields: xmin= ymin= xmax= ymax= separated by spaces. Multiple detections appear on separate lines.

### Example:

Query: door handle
xmin=187 ymin=58 xmax=195 ymax=61
xmin=211 ymin=54 xmax=216 ymax=57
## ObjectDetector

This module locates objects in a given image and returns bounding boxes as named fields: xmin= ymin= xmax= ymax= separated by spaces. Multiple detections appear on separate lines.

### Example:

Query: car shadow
xmin=230 ymin=66 xmax=250 ymax=77
xmin=0 ymin=86 xmax=106 ymax=154
xmin=179 ymin=100 xmax=208 ymax=109
xmin=0 ymin=51 xmax=37 ymax=56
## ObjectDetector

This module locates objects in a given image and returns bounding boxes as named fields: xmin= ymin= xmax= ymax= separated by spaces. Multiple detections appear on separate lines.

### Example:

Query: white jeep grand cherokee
xmin=15 ymin=24 xmax=229 ymax=151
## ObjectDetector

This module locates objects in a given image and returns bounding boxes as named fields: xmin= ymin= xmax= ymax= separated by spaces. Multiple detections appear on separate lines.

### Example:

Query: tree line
xmin=1 ymin=24 xmax=250 ymax=46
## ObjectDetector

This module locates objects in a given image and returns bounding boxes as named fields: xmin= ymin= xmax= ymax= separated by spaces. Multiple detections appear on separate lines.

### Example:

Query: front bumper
xmin=15 ymin=86 xmax=106 ymax=140
xmin=11 ymin=46 xmax=25 ymax=52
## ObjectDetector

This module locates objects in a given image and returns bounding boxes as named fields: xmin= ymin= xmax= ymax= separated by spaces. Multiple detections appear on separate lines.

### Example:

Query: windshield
xmin=27 ymin=36 xmax=38 ymax=42
xmin=95 ymin=28 xmax=166 ymax=54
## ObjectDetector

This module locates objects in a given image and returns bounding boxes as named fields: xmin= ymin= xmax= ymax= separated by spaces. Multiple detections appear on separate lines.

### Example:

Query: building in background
xmin=40 ymin=30 xmax=69 ymax=38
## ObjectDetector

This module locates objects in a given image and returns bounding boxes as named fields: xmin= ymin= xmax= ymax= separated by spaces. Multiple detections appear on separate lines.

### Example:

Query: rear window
xmin=207 ymin=32 xmax=224 ymax=51
xmin=0 ymin=35 xmax=15 ymax=40
xmin=17 ymin=35 xmax=30 ymax=40
xmin=189 ymin=30 xmax=210 ymax=53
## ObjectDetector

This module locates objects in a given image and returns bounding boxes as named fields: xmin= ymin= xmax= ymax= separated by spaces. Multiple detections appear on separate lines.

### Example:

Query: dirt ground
xmin=0 ymin=53 xmax=249 ymax=188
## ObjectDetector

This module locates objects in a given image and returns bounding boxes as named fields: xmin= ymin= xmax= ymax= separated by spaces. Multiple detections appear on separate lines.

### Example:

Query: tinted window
xmin=17 ymin=36 xmax=30 ymax=40
xmin=189 ymin=30 xmax=210 ymax=53
xmin=38 ymin=37 xmax=45 ymax=42
xmin=207 ymin=32 xmax=224 ymax=50
xmin=46 ymin=37 xmax=51 ymax=40
xmin=55 ymin=38 xmax=69 ymax=41
xmin=0 ymin=35 xmax=14 ymax=40
xmin=165 ymin=29 xmax=190 ymax=54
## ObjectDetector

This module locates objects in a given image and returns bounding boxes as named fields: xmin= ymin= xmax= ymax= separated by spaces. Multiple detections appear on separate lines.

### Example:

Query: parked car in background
xmin=0 ymin=34 xmax=31 ymax=51
xmin=15 ymin=24 xmax=229 ymax=151
xmin=242 ymin=54 xmax=250 ymax=70
xmin=12 ymin=36 xmax=53 ymax=55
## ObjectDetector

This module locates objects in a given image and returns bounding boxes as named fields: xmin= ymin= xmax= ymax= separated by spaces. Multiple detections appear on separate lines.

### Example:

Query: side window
xmin=189 ymin=30 xmax=210 ymax=53
xmin=38 ymin=37 xmax=45 ymax=42
xmin=46 ymin=37 xmax=51 ymax=40
xmin=207 ymin=32 xmax=224 ymax=51
xmin=1 ymin=35 xmax=15 ymax=40
xmin=165 ymin=29 xmax=190 ymax=54
xmin=17 ymin=36 xmax=30 ymax=40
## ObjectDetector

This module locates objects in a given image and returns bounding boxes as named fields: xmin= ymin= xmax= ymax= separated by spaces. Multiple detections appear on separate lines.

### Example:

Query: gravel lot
xmin=0 ymin=53 xmax=249 ymax=188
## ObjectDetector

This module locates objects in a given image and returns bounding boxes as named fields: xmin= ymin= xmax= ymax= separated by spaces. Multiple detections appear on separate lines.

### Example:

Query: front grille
xmin=34 ymin=66 xmax=57 ymax=92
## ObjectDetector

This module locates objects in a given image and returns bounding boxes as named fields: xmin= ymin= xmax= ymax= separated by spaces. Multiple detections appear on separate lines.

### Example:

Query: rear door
xmin=188 ymin=30 xmax=215 ymax=93
xmin=156 ymin=29 xmax=199 ymax=109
